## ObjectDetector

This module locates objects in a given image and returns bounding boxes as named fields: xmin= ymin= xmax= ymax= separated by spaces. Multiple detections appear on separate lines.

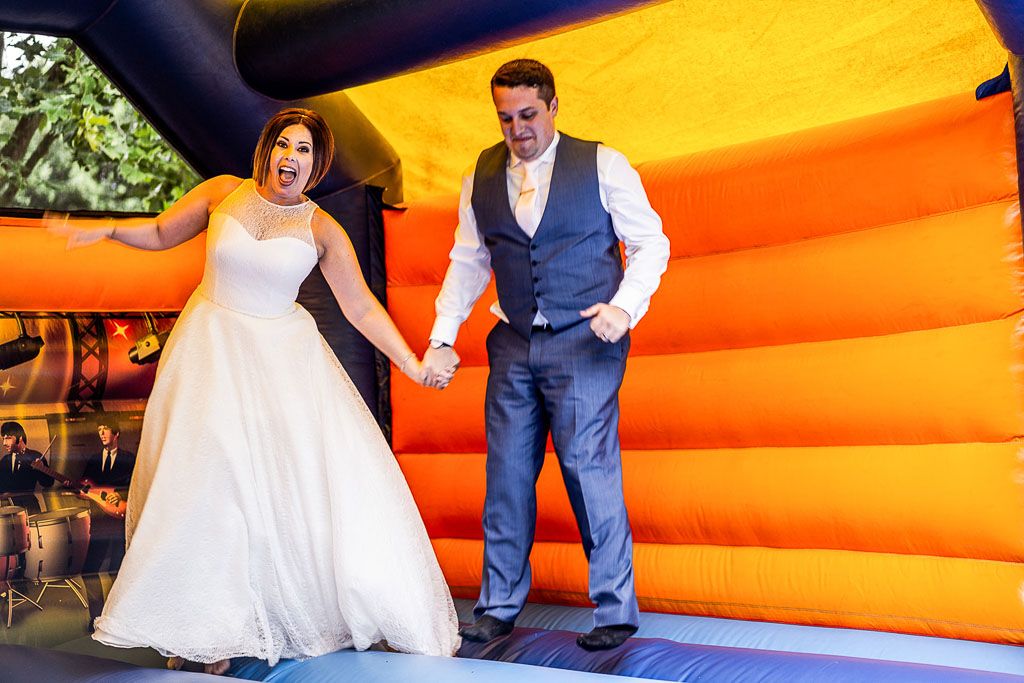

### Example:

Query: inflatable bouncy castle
xmin=3 ymin=1 xmax=1024 ymax=681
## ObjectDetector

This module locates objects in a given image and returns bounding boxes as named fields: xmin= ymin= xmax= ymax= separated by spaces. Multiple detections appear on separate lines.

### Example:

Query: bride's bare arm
xmin=313 ymin=208 xmax=441 ymax=386
xmin=45 ymin=175 xmax=242 ymax=251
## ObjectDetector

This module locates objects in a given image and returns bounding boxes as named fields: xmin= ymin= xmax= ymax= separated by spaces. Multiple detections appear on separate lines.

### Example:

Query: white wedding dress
xmin=93 ymin=179 xmax=460 ymax=665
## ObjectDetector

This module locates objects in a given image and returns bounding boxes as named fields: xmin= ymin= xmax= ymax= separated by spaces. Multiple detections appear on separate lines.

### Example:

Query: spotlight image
xmin=128 ymin=313 xmax=170 ymax=365
xmin=0 ymin=314 xmax=44 ymax=370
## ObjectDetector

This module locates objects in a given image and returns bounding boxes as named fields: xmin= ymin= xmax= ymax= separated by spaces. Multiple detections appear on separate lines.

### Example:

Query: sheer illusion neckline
xmin=248 ymin=178 xmax=311 ymax=209
xmin=212 ymin=178 xmax=318 ymax=248
xmin=228 ymin=218 xmax=317 ymax=251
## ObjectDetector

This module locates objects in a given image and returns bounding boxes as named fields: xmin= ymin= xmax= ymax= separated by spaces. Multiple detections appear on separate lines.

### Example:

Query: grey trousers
xmin=474 ymin=320 xmax=639 ymax=628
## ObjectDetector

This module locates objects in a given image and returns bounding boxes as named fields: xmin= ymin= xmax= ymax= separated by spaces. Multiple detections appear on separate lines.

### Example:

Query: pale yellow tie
xmin=514 ymin=164 xmax=539 ymax=236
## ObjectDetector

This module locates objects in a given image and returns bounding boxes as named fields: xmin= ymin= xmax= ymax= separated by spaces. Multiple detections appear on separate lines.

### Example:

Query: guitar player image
xmin=80 ymin=416 xmax=135 ymax=630
xmin=0 ymin=421 xmax=54 ymax=514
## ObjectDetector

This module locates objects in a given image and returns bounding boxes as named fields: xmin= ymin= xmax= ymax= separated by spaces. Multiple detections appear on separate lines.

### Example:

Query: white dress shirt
xmin=430 ymin=132 xmax=670 ymax=345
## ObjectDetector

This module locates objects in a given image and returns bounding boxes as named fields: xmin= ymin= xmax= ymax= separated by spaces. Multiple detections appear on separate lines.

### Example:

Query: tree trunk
xmin=0 ymin=43 xmax=74 ymax=206
xmin=1 ymin=113 xmax=43 ymax=161
xmin=0 ymin=131 xmax=58 ymax=205
xmin=23 ymin=132 xmax=56 ymax=178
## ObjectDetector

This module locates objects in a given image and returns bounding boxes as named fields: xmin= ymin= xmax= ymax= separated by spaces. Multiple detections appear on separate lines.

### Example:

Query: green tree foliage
xmin=0 ymin=33 xmax=200 ymax=212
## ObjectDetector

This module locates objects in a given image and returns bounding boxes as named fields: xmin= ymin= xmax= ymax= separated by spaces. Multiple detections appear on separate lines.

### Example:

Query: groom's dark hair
xmin=491 ymin=59 xmax=556 ymax=106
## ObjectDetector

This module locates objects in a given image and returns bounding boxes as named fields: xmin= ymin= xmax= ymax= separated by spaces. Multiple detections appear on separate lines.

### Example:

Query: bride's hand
xmin=400 ymin=355 xmax=429 ymax=387
xmin=43 ymin=211 xmax=113 ymax=249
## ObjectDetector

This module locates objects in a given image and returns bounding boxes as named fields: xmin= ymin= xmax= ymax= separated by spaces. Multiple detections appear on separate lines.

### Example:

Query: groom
xmin=423 ymin=59 xmax=669 ymax=650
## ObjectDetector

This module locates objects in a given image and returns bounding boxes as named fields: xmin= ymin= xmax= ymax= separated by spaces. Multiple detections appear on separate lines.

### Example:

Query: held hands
xmin=43 ymin=211 xmax=114 ymax=249
xmin=400 ymin=352 xmax=459 ymax=391
xmin=422 ymin=345 xmax=460 ymax=390
xmin=400 ymin=355 xmax=429 ymax=387
xmin=581 ymin=303 xmax=631 ymax=343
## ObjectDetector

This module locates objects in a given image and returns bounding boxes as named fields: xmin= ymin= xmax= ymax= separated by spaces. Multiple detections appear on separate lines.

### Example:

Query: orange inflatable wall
xmin=1 ymin=216 xmax=204 ymax=313
xmin=384 ymin=91 xmax=1024 ymax=643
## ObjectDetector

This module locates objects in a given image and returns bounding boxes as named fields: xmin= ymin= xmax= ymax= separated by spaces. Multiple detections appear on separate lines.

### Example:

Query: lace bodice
xmin=199 ymin=179 xmax=319 ymax=318
xmin=216 ymin=179 xmax=317 ymax=246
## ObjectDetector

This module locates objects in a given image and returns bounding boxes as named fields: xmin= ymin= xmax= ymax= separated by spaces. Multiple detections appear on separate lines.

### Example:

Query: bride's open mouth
xmin=278 ymin=165 xmax=297 ymax=186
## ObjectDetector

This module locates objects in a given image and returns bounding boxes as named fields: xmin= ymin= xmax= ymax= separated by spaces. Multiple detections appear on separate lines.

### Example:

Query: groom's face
xmin=493 ymin=85 xmax=558 ymax=162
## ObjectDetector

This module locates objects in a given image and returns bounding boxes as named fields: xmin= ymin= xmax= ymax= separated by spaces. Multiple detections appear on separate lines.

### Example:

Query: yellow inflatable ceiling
xmin=345 ymin=0 xmax=1006 ymax=202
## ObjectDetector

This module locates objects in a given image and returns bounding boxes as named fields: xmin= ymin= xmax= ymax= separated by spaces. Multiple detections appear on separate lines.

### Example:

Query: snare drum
xmin=0 ymin=506 xmax=29 ymax=581
xmin=24 ymin=507 xmax=91 ymax=581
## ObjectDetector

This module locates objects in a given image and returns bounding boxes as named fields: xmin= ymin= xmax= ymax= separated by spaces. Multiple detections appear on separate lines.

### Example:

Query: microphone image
xmin=0 ymin=314 xmax=44 ymax=371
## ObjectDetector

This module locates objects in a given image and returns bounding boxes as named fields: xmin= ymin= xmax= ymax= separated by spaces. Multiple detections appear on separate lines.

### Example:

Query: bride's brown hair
xmin=252 ymin=108 xmax=334 ymax=192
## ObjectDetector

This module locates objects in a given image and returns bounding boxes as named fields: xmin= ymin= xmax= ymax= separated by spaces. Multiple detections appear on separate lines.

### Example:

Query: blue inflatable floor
xmin=456 ymin=600 xmax=1024 ymax=677
xmin=5 ymin=601 xmax=1023 ymax=682
xmin=456 ymin=626 xmax=1024 ymax=683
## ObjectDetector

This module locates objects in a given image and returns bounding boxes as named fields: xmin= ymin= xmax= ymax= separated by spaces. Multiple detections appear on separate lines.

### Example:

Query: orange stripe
xmin=640 ymin=91 xmax=1017 ymax=258
xmin=434 ymin=538 xmax=1024 ymax=644
xmin=400 ymin=443 xmax=1024 ymax=561
xmin=393 ymin=316 xmax=1024 ymax=452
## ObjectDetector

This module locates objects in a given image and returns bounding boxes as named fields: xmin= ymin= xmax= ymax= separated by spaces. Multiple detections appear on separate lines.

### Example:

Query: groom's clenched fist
xmin=581 ymin=303 xmax=631 ymax=344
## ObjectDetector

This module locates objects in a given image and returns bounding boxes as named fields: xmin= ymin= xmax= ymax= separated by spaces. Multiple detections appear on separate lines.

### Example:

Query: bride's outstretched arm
xmin=44 ymin=175 xmax=242 ymax=251
xmin=313 ymin=209 xmax=446 ymax=388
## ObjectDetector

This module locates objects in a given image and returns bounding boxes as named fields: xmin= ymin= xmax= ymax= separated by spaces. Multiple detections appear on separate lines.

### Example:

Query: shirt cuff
xmin=609 ymin=289 xmax=645 ymax=329
xmin=429 ymin=316 xmax=462 ymax=346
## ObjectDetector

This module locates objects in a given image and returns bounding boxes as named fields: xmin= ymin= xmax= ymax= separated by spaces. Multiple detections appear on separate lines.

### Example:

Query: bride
xmin=47 ymin=108 xmax=461 ymax=674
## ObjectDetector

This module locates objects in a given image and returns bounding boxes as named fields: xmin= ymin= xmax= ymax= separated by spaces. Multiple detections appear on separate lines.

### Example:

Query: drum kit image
xmin=0 ymin=503 xmax=91 ymax=627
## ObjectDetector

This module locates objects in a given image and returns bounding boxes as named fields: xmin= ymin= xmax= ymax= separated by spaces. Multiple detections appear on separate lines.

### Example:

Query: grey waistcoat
xmin=472 ymin=133 xmax=623 ymax=339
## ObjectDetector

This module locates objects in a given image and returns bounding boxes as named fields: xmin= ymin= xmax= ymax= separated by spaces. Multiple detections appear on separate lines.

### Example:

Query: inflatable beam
xmin=235 ymin=0 xmax=663 ymax=99
xmin=976 ymin=1 xmax=1024 ymax=55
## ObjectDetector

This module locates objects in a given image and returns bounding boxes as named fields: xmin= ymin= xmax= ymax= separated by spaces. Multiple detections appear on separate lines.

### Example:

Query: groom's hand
xmin=581 ymin=303 xmax=630 ymax=343
xmin=423 ymin=345 xmax=460 ymax=390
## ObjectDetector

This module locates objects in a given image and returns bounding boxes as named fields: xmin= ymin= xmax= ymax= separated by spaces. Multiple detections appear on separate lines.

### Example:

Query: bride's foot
xmin=166 ymin=656 xmax=185 ymax=670
xmin=204 ymin=659 xmax=231 ymax=675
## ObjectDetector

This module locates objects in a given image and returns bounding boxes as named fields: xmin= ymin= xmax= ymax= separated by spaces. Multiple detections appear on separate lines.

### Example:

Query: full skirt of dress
xmin=93 ymin=292 xmax=460 ymax=664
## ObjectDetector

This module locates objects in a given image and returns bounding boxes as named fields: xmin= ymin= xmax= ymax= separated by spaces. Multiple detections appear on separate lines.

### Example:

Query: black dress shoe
xmin=576 ymin=624 xmax=638 ymax=651
xmin=459 ymin=615 xmax=514 ymax=642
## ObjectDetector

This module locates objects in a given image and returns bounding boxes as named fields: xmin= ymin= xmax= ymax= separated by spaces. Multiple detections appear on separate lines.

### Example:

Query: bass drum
xmin=0 ymin=505 xmax=29 ymax=580
xmin=24 ymin=507 xmax=91 ymax=581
